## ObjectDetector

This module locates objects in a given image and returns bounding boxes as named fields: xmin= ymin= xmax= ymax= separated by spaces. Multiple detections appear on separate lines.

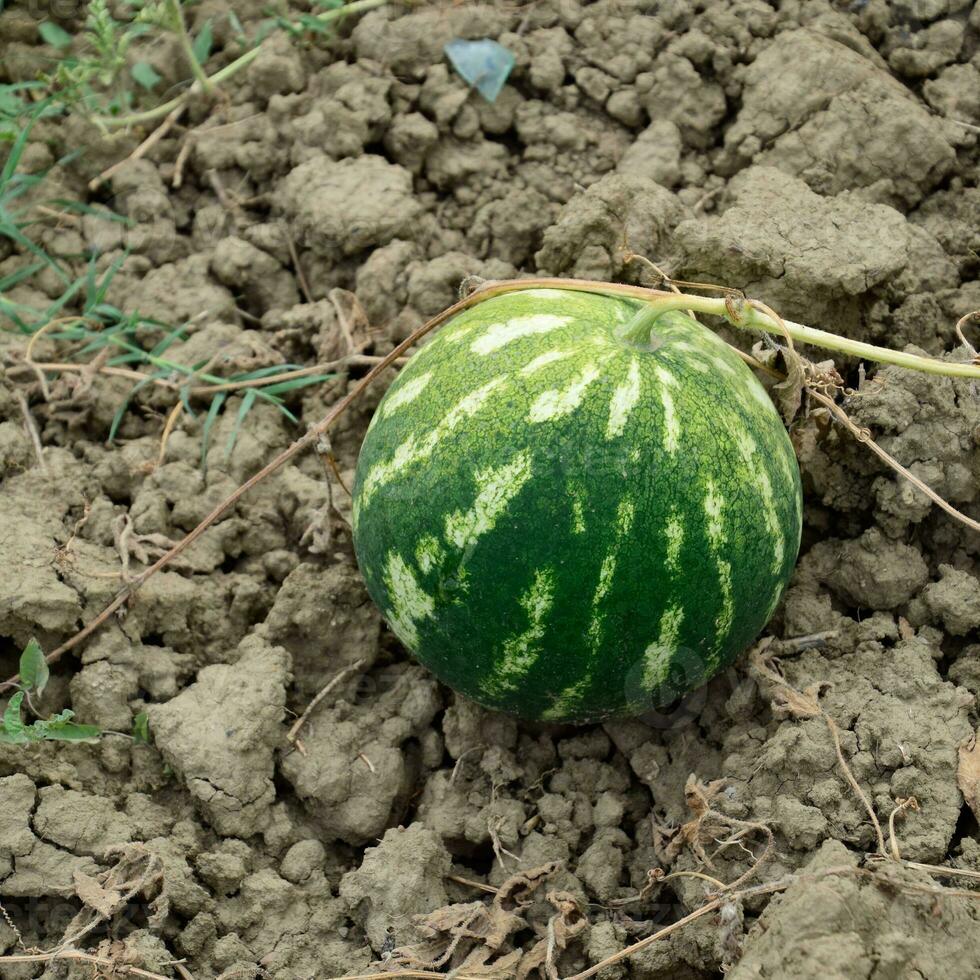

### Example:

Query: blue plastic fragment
xmin=444 ymin=38 xmax=515 ymax=103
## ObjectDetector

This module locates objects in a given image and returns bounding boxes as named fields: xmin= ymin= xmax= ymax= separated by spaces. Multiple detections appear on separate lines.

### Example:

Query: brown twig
xmin=13 ymin=390 xmax=47 ymax=472
xmin=34 ymin=204 xmax=82 ymax=226
xmin=947 ymin=117 xmax=980 ymax=134
xmin=750 ymin=645 xmax=888 ymax=855
xmin=8 ymin=351 xmax=388 ymax=397
xmin=172 ymin=134 xmax=193 ymax=189
xmin=329 ymin=288 xmax=362 ymax=354
xmin=826 ymin=710 xmax=886 ymax=854
xmin=286 ymin=659 xmax=364 ymax=753
xmin=0 ymin=950 xmax=171 ymax=979
xmin=954 ymin=311 xmax=980 ymax=357
xmin=778 ymin=630 xmax=838 ymax=653
xmin=564 ymin=898 xmax=725 ymax=979
xmin=285 ymin=230 xmax=314 ymax=305
xmin=153 ymin=401 xmax=184 ymax=471
xmin=888 ymin=797 xmax=920 ymax=862
xmin=9 ymin=359 xmax=178 ymax=389
xmin=446 ymin=874 xmax=500 ymax=895
xmin=89 ymin=104 xmax=187 ymax=192
xmin=325 ymin=972 xmax=481 ymax=980
xmin=808 ymin=387 xmax=980 ymax=534
xmin=898 ymin=861 xmax=980 ymax=883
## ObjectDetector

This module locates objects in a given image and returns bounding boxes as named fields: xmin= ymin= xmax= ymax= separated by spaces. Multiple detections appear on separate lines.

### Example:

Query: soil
xmin=1 ymin=1 xmax=980 ymax=977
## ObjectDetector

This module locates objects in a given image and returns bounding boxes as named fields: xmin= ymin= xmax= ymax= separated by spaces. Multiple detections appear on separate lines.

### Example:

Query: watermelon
xmin=351 ymin=288 xmax=802 ymax=723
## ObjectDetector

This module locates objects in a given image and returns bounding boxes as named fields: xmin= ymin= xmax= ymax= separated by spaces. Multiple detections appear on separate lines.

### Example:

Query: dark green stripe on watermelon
xmin=352 ymin=288 xmax=802 ymax=723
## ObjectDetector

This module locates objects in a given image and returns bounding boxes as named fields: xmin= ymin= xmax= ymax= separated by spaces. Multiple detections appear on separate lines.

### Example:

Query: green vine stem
xmin=95 ymin=0 xmax=389 ymax=129
xmin=167 ymin=0 xmax=212 ymax=93
xmin=462 ymin=277 xmax=980 ymax=380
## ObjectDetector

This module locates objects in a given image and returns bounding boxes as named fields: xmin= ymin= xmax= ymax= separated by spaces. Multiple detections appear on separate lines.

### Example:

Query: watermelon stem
xmin=614 ymin=305 xmax=669 ymax=351
xmin=465 ymin=278 xmax=980 ymax=381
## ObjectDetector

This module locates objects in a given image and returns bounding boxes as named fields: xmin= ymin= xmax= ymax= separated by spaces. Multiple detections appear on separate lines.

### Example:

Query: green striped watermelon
xmin=352 ymin=288 xmax=802 ymax=723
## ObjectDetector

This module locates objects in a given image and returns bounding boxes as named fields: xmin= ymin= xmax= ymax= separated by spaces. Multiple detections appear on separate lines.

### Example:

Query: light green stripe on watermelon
xmin=665 ymin=512 xmax=684 ymax=571
xmin=380 ymin=371 xmax=433 ymax=417
xmin=415 ymin=533 xmax=445 ymax=574
xmin=586 ymin=496 xmax=636 ymax=650
xmin=354 ymin=375 xmax=506 ymax=525
xmin=483 ymin=567 xmax=555 ymax=697
xmin=523 ymin=349 xmax=574 ymax=375
xmin=352 ymin=288 xmax=803 ymax=723
xmin=383 ymin=552 xmax=434 ymax=649
xmin=653 ymin=366 xmax=681 ymax=452
xmin=529 ymin=362 xmax=605 ymax=422
xmin=444 ymin=451 xmax=533 ymax=552
xmin=643 ymin=604 xmax=685 ymax=690
xmin=703 ymin=478 xmax=735 ymax=659
xmin=471 ymin=314 xmax=572 ymax=354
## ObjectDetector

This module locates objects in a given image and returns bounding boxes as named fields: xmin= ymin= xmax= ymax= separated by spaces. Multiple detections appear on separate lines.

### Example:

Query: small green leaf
xmin=192 ymin=19 xmax=213 ymax=64
xmin=41 ymin=721 xmax=102 ymax=742
xmin=38 ymin=21 xmax=73 ymax=49
xmin=32 ymin=708 xmax=101 ymax=742
xmin=131 ymin=61 xmax=162 ymax=91
xmin=19 ymin=638 xmax=49 ymax=696
xmin=2 ymin=691 xmax=27 ymax=742
xmin=132 ymin=711 xmax=150 ymax=744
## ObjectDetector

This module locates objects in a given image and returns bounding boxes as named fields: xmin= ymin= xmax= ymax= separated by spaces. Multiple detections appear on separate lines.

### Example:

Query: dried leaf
xmin=396 ymin=863 xmax=561 ymax=972
xmin=518 ymin=890 xmax=587 ymax=980
xmin=496 ymin=861 xmax=560 ymax=909
xmin=958 ymin=734 xmax=980 ymax=820
xmin=456 ymin=946 xmax=525 ymax=976
xmin=73 ymin=870 xmax=122 ymax=917
xmin=661 ymin=775 xmax=728 ymax=865
xmin=748 ymin=644 xmax=826 ymax=720
xmin=773 ymin=353 xmax=805 ymax=424
xmin=684 ymin=774 xmax=726 ymax=818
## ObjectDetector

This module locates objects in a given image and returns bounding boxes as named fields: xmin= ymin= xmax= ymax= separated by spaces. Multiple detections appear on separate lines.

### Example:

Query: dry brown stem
xmin=286 ymin=659 xmax=365 ymax=754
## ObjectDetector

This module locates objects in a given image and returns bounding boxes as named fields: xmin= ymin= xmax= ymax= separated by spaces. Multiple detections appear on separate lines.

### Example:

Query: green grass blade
xmin=200 ymin=391 xmax=228 ymax=471
xmin=85 ymin=251 xmax=126 ymax=308
xmin=179 ymin=385 xmax=196 ymax=420
xmin=107 ymin=374 xmax=157 ymax=442
xmin=0 ymin=258 xmax=47 ymax=291
xmin=259 ymin=372 xmax=335 ymax=396
xmin=0 ymin=99 xmax=45 ymax=184
xmin=225 ymin=389 xmax=257 ymax=458
xmin=34 ymin=273 xmax=88 ymax=326
xmin=148 ymin=320 xmax=191 ymax=357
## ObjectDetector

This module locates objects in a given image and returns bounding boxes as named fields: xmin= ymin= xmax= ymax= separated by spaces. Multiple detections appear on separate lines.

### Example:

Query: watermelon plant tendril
xmin=4 ymin=277 xmax=979 ymax=690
